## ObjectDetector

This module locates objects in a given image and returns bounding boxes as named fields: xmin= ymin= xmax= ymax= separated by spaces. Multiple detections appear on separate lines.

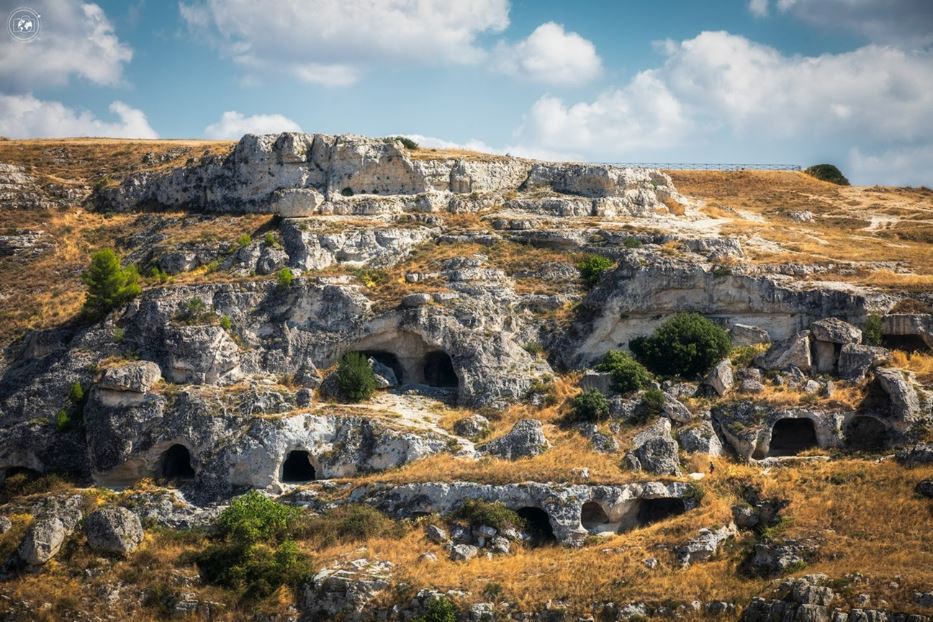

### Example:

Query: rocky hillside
xmin=0 ymin=134 xmax=931 ymax=621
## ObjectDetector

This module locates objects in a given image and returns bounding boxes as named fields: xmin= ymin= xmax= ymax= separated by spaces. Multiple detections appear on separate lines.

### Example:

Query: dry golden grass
xmin=890 ymin=350 xmax=933 ymax=384
xmin=671 ymin=170 xmax=933 ymax=286
xmin=407 ymin=146 xmax=511 ymax=163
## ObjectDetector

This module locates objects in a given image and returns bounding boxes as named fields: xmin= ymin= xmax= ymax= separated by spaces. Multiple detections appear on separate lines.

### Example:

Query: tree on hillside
xmin=81 ymin=248 xmax=141 ymax=319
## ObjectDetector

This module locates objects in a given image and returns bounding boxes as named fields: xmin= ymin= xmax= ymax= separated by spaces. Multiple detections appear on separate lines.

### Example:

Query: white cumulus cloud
xmin=747 ymin=0 xmax=769 ymax=17
xmin=203 ymin=111 xmax=302 ymax=139
xmin=848 ymin=144 xmax=933 ymax=187
xmin=494 ymin=22 xmax=602 ymax=86
xmin=180 ymin=0 xmax=510 ymax=86
xmin=0 ymin=94 xmax=158 ymax=138
xmin=0 ymin=0 xmax=133 ymax=91
xmin=510 ymin=31 xmax=933 ymax=183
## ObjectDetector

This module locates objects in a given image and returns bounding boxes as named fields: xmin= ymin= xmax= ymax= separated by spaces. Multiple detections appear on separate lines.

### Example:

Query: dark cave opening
xmin=423 ymin=351 xmax=458 ymax=388
xmin=282 ymin=450 xmax=316 ymax=483
xmin=635 ymin=497 xmax=688 ymax=526
xmin=160 ymin=444 xmax=195 ymax=480
xmin=845 ymin=416 xmax=889 ymax=452
xmin=768 ymin=418 xmax=818 ymax=457
xmin=517 ymin=506 xmax=556 ymax=544
xmin=580 ymin=501 xmax=612 ymax=532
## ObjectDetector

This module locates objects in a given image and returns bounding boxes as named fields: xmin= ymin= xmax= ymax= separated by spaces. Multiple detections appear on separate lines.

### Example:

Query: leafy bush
xmin=641 ymin=388 xmax=665 ymax=416
xmin=525 ymin=376 xmax=559 ymax=407
xmin=630 ymin=313 xmax=731 ymax=378
xmin=81 ymin=248 xmax=141 ymax=319
xmin=623 ymin=237 xmax=643 ymax=249
xmin=863 ymin=313 xmax=883 ymax=346
xmin=68 ymin=381 xmax=85 ymax=404
xmin=235 ymin=233 xmax=252 ymax=248
xmin=385 ymin=136 xmax=419 ymax=150
xmin=219 ymin=315 xmax=232 ymax=331
xmin=193 ymin=491 xmax=312 ymax=600
xmin=55 ymin=409 xmax=71 ymax=432
xmin=595 ymin=350 xmax=653 ymax=394
xmin=577 ymin=255 xmax=614 ymax=288
xmin=216 ymin=491 xmax=301 ymax=545
xmin=452 ymin=500 xmax=523 ymax=531
xmin=277 ymin=268 xmax=294 ymax=287
xmin=337 ymin=352 xmax=377 ymax=402
xmin=178 ymin=297 xmax=211 ymax=324
xmin=805 ymin=164 xmax=849 ymax=185
xmin=350 ymin=267 xmax=389 ymax=288
xmin=263 ymin=231 xmax=280 ymax=248
xmin=414 ymin=597 xmax=459 ymax=622
xmin=148 ymin=266 xmax=171 ymax=283
xmin=568 ymin=389 xmax=610 ymax=423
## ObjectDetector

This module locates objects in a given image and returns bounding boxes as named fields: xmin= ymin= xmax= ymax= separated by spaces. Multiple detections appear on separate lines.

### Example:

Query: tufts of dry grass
xmin=890 ymin=350 xmax=933 ymax=384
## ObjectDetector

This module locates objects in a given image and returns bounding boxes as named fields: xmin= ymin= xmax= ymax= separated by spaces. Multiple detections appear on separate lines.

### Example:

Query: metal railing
xmin=608 ymin=162 xmax=802 ymax=171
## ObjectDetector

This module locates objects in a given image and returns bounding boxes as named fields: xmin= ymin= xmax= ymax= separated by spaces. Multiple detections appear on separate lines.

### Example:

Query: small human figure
xmin=708 ymin=461 xmax=715 ymax=476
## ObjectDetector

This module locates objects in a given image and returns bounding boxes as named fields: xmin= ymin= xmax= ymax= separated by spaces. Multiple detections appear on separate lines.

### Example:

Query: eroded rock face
xmin=624 ymin=418 xmax=681 ymax=476
xmin=299 ymin=558 xmax=393 ymax=621
xmin=16 ymin=495 xmax=85 ymax=566
xmin=350 ymin=480 xmax=699 ymax=546
xmin=477 ymin=419 xmax=549 ymax=460
xmin=97 ymin=133 xmax=680 ymax=219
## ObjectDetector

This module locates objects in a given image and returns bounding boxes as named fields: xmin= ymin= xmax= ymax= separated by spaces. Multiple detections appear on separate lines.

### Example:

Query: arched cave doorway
xmin=635 ymin=497 xmax=688 ymax=527
xmin=160 ymin=444 xmax=195 ymax=480
xmin=845 ymin=416 xmax=888 ymax=452
xmin=282 ymin=450 xmax=316 ymax=483
xmin=423 ymin=351 xmax=458 ymax=388
xmin=359 ymin=350 xmax=405 ymax=384
xmin=768 ymin=418 xmax=818 ymax=457
xmin=581 ymin=501 xmax=612 ymax=533
xmin=517 ymin=506 xmax=555 ymax=544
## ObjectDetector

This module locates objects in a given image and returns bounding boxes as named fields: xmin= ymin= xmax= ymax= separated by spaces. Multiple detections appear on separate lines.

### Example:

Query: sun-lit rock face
xmin=97 ymin=132 xmax=684 ymax=218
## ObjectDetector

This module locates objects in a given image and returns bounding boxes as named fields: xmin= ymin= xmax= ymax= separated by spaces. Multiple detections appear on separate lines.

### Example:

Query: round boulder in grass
xmin=84 ymin=507 xmax=144 ymax=556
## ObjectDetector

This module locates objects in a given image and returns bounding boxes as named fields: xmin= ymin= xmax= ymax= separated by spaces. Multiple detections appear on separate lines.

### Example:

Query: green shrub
xmin=623 ymin=237 xmax=643 ymax=249
xmin=595 ymin=350 xmax=653 ymax=394
xmin=525 ymin=377 xmax=559 ymax=407
xmin=641 ymin=388 xmax=665 ymax=416
xmin=414 ymin=597 xmax=459 ymax=622
xmin=337 ymin=352 xmax=377 ymax=402
xmin=568 ymin=389 xmax=610 ymax=423
xmin=577 ymin=255 xmax=614 ymax=288
xmin=112 ymin=327 xmax=125 ymax=343
xmin=148 ymin=266 xmax=171 ymax=283
xmin=804 ymin=164 xmax=849 ymax=185
xmin=863 ymin=313 xmax=883 ymax=346
xmin=522 ymin=341 xmax=545 ymax=357
xmin=178 ymin=297 xmax=211 ymax=324
xmin=81 ymin=248 xmax=141 ymax=319
xmin=630 ymin=313 xmax=731 ymax=378
xmin=452 ymin=500 xmax=523 ymax=532
xmin=350 ymin=267 xmax=389 ymax=288
xmin=55 ymin=409 xmax=71 ymax=432
xmin=277 ymin=268 xmax=294 ymax=287
xmin=263 ymin=231 xmax=280 ymax=248
xmin=236 ymin=233 xmax=252 ymax=248
xmin=219 ymin=315 xmax=232 ymax=331
xmin=386 ymin=136 xmax=419 ymax=150
xmin=68 ymin=381 xmax=85 ymax=404
xmin=216 ymin=490 xmax=301 ymax=545
xmin=194 ymin=539 xmax=313 ymax=600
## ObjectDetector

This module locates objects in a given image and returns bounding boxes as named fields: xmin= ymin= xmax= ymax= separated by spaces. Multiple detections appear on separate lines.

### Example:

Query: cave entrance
xmin=845 ymin=416 xmax=888 ymax=452
xmin=881 ymin=334 xmax=930 ymax=353
xmin=160 ymin=444 xmax=195 ymax=481
xmin=581 ymin=501 xmax=613 ymax=533
xmin=635 ymin=497 xmax=688 ymax=527
xmin=768 ymin=418 xmax=818 ymax=457
xmin=517 ymin=506 xmax=555 ymax=545
xmin=282 ymin=450 xmax=316 ymax=483
xmin=359 ymin=350 xmax=404 ymax=384
xmin=423 ymin=351 xmax=458 ymax=388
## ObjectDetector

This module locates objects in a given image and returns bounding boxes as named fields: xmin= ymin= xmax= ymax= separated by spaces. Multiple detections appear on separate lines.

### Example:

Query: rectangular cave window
xmin=767 ymin=418 xmax=818 ymax=457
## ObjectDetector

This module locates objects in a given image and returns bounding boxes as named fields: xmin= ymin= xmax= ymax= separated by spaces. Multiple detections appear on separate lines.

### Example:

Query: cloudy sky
xmin=1 ymin=0 xmax=932 ymax=185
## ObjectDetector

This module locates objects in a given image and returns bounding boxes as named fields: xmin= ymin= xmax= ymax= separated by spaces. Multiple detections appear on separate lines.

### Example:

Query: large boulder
xmin=453 ymin=415 xmax=490 ymax=440
xmin=675 ymin=524 xmax=737 ymax=566
xmin=677 ymin=421 xmax=723 ymax=456
xmin=756 ymin=332 xmax=812 ymax=372
xmin=84 ymin=506 xmax=144 ymax=556
xmin=477 ymin=419 xmax=550 ymax=460
xmin=730 ymin=323 xmax=771 ymax=346
xmin=703 ymin=359 xmax=734 ymax=396
xmin=837 ymin=343 xmax=888 ymax=380
xmin=162 ymin=325 xmax=242 ymax=384
xmin=809 ymin=318 xmax=862 ymax=344
xmin=299 ymin=558 xmax=393 ymax=621
xmin=98 ymin=361 xmax=162 ymax=393
xmin=624 ymin=418 xmax=681 ymax=476
xmin=872 ymin=367 xmax=922 ymax=430
xmin=895 ymin=443 xmax=933 ymax=467
xmin=16 ymin=495 xmax=85 ymax=566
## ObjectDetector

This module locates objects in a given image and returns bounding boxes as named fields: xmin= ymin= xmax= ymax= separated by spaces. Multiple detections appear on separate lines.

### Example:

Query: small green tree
xmin=81 ymin=248 xmax=141 ymax=319
xmin=68 ymin=381 xmax=85 ymax=404
xmin=863 ymin=313 xmax=883 ymax=346
xmin=630 ymin=313 xmax=731 ymax=378
xmin=641 ymin=388 xmax=666 ymax=416
xmin=595 ymin=350 xmax=653 ymax=394
xmin=567 ymin=389 xmax=610 ymax=423
xmin=577 ymin=255 xmax=614 ymax=288
xmin=55 ymin=409 xmax=71 ymax=432
xmin=277 ymin=267 xmax=294 ymax=287
xmin=804 ymin=164 xmax=849 ymax=185
xmin=414 ymin=597 xmax=459 ymax=622
xmin=337 ymin=352 xmax=377 ymax=402
xmin=216 ymin=490 xmax=300 ymax=545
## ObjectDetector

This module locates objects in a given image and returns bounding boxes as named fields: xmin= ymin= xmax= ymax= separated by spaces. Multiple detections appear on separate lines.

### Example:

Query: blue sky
xmin=1 ymin=0 xmax=932 ymax=185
